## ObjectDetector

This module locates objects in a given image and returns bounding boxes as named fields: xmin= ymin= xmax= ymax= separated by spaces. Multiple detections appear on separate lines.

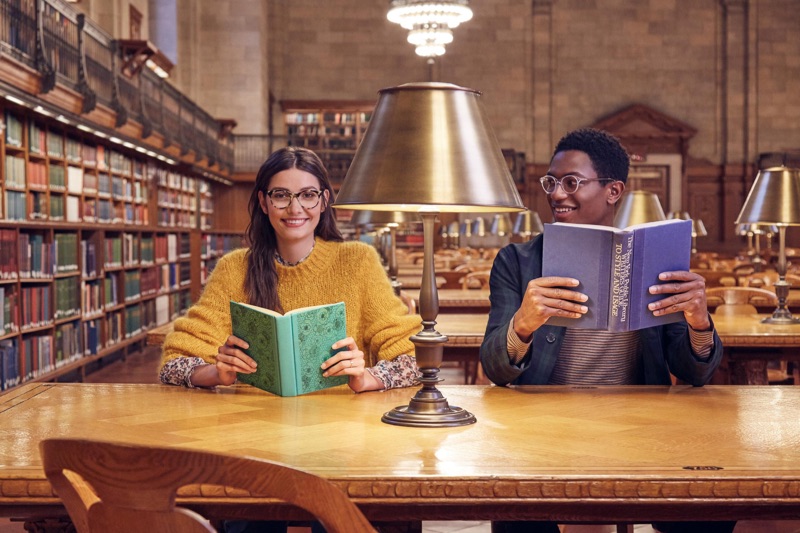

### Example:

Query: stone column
xmin=719 ymin=0 xmax=751 ymax=241
xmin=531 ymin=0 xmax=554 ymax=163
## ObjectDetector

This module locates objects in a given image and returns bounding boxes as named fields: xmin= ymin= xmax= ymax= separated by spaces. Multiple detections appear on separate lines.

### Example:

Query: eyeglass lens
xmin=268 ymin=190 xmax=321 ymax=209
xmin=540 ymin=175 xmax=582 ymax=194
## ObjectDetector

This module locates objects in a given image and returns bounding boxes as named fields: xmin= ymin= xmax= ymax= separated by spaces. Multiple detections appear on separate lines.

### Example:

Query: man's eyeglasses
xmin=266 ymin=188 xmax=324 ymax=210
xmin=539 ymin=175 xmax=614 ymax=195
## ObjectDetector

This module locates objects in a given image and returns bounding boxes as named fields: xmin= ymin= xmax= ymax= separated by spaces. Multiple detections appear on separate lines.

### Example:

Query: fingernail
xmin=580 ymin=306 xmax=588 ymax=313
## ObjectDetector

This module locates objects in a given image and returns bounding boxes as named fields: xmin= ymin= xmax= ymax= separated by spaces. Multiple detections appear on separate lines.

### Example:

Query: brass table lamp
xmin=613 ymin=190 xmax=666 ymax=228
xmin=334 ymin=82 xmax=524 ymax=427
xmin=512 ymin=209 xmax=544 ymax=241
xmin=667 ymin=211 xmax=708 ymax=254
xmin=735 ymin=166 xmax=800 ymax=324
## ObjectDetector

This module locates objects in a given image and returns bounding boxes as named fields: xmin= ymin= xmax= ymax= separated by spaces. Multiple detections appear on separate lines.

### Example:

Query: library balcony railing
xmin=0 ymin=0 xmax=234 ymax=174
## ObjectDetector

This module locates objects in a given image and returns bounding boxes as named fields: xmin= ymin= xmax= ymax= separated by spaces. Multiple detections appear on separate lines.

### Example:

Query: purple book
xmin=542 ymin=218 xmax=692 ymax=331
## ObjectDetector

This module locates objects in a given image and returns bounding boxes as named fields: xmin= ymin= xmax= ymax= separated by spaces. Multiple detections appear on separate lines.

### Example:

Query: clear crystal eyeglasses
xmin=539 ymin=175 xmax=614 ymax=195
xmin=266 ymin=188 xmax=324 ymax=209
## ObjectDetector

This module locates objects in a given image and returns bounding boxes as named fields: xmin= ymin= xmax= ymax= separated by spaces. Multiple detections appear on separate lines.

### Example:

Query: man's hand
xmin=513 ymin=276 xmax=588 ymax=342
xmin=648 ymin=271 xmax=712 ymax=331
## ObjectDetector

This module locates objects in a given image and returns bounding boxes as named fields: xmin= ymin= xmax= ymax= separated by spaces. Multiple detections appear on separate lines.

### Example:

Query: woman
xmin=159 ymin=146 xmax=420 ymax=391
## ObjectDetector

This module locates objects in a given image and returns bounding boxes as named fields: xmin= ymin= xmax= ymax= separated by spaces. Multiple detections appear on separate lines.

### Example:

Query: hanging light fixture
xmin=387 ymin=0 xmax=473 ymax=57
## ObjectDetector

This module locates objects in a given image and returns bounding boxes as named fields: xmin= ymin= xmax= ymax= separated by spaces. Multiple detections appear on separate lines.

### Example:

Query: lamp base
xmin=381 ymin=387 xmax=477 ymax=428
xmin=762 ymin=308 xmax=800 ymax=324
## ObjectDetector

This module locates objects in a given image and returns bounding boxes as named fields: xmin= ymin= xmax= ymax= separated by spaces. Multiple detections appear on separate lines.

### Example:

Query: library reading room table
xmin=1 ymin=383 xmax=800 ymax=526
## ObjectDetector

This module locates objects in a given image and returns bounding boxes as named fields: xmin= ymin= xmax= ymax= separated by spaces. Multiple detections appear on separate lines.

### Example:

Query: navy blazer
xmin=479 ymin=235 xmax=723 ymax=386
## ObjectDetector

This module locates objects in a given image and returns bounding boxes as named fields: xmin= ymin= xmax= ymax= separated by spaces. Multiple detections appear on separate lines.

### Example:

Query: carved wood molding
xmin=592 ymin=103 xmax=697 ymax=156
xmin=5 ymin=477 xmax=800 ymax=504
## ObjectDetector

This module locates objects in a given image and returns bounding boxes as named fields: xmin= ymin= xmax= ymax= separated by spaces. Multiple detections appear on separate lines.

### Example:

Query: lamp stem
xmin=419 ymin=213 xmax=439 ymax=325
xmin=762 ymin=225 xmax=800 ymax=324
xmin=381 ymin=212 xmax=476 ymax=427
xmin=388 ymin=225 xmax=401 ymax=295
xmin=753 ymin=232 xmax=764 ymax=272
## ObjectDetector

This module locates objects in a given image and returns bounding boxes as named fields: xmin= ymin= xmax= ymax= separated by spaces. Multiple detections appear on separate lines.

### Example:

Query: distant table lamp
xmin=489 ymin=213 xmax=512 ymax=247
xmin=349 ymin=210 xmax=416 ymax=294
xmin=735 ymin=223 xmax=767 ymax=271
xmin=667 ymin=211 xmax=708 ymax=254
xmin=512 ymin=209 xmax=544 ymax=241
xmin=613 ymin=190 xmax=666 ymax=228
xmin=472 ymin=216 xmax=486 ymax=249
xmin=447 ymin=221 xmax=461 ymax=249
xmin=333 ymin=82 xmax=524 ymax=427
xmin=460 ymin=218 xmax=472 ymax=248
xmin=490 ymin=213 xmax=512 ymax=236
xmin=735 ymin=166 xmax=800 ymax=324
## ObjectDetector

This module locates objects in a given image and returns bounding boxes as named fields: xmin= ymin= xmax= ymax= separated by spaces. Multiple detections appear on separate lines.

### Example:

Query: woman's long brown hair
xmin=244 ymin=147 xmax=343 ymax=312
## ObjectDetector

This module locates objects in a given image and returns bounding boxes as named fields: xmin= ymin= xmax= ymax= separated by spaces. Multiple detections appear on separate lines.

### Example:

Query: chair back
xmin=461 ymin=270 xmax=491 ymax=289
xmin=41 ymin=439 xmax=375 ymax=533
xmin=706 ymin=287 xmax=778 ymax=315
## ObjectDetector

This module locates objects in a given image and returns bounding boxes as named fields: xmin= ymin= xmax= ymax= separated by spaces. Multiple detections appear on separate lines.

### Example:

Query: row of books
xmin=0 ymin=230 xmax=201 ymax=282
xmin=3 ymin=191 xmax=154 ymax=224
xmin=0 ymin=287 xmax=19 ymax=335
xmin=0 ymin=296 xmax=175 ymax=391
xmin=4 ymin=112 xmax=149 ymax=173
xmin=1 ymin=266 xmax=182 ymax=333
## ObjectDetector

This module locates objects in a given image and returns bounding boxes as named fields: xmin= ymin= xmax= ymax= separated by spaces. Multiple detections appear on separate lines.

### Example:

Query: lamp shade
xmin=614 ymin=191 xmax=666 ymax=228
xmin=512 ymin=210 xmax=544 ymax=238
xmin=349 ymin=210 xmax=417 ymax=228
xmin=735 ymin=167 xmax=800 ymax=226
xmin=333 ymin=82 xmax=524 ymax=213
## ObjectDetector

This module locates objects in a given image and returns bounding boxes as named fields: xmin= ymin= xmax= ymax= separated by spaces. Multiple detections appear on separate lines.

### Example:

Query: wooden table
xmin=400 ymin=288 xmax=490 ymax=313
xmin=394 ymin=274 xmax=445 ymax=290
xmin=713 ymin=313 xmax=800 ymax=385
xmin=2 ymin=383 xmax=800 ymax=525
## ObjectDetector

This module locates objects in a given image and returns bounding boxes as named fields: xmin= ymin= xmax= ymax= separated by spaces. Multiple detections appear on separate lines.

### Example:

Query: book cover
xmin=542 ymin=218 xmax=692 ymax=331
xmin=230 ymin=300 xmax=349 ymax=396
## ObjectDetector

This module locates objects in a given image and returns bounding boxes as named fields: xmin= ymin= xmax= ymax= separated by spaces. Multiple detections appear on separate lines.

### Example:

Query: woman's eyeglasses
xmin=266 ymin=189 xmax=324 ymax=209
xmin=539 ymin=175 xmax=614 ymax=195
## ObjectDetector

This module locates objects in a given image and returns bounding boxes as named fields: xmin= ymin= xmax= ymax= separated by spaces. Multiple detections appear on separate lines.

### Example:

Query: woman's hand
xmin=188 ymin=335 xmax=257 ymax=387
xmin=321 ymin=337 xmax=382 ymax=392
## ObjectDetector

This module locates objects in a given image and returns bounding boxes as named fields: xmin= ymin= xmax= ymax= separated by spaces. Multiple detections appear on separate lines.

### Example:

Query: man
xmin=479 ymin=128 xmax=732 ymax=533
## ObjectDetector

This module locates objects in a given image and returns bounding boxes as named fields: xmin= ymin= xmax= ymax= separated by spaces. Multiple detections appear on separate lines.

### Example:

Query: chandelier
xmin=387 ymin=0 xmax=473 ymax=57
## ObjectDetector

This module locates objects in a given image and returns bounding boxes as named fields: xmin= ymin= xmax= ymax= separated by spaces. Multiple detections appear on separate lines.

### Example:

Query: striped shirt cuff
xmin=507 ymin=317 xmax=532 ymax=365
xmin=688 ymin=326 xmax=714 ymax=358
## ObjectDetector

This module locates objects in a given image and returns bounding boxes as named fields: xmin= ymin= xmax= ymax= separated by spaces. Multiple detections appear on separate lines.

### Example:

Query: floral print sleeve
xmin=367 ymin=354 xmax=419 ymax=390
xmin=160 ymin=356 xmax=208 ymax=388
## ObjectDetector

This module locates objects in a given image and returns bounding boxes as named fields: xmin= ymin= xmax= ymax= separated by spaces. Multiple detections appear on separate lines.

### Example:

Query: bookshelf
xmin=280 ymin=100 xmax=375 ymax=186
xmin=0 ymin=103 xmax=240 ymax=392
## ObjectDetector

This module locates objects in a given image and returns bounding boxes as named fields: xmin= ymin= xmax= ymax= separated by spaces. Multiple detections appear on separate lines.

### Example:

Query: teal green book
xmin=229 ymin=301 xmax=349 ymax=396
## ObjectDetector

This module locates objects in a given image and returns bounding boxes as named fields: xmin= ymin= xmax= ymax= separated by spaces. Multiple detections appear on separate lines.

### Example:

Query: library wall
xmin=193 ymin=0 xmax=795 ymax=167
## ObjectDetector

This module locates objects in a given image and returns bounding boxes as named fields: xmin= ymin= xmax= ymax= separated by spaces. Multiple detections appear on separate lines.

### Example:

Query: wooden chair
xmin=40 ymin=438 xmax=375 ymax=533
xmin=461 ymin=270 xmax=491 ymax=289
xmin=706 ymin=286 xmax=778 ymax=315
xmin=742 ymin=271 xmax=800 ymax=288
xmin=690 ymin=269 xmax=737 ymax=288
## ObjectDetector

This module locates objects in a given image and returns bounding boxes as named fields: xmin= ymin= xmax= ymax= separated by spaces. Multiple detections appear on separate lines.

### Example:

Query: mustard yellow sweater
xmin=160 ymin=238 xmax=419 ymax=369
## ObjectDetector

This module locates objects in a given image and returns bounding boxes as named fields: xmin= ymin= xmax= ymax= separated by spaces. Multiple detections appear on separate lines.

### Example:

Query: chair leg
xmin=616 ymin=524 xmax=633 ymax=533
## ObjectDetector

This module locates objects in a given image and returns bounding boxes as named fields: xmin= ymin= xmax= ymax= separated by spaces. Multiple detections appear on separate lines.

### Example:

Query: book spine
xmin=609 ymin=231 xmax=634 ymax=332
xmin=276 ymin=316 xmax=298 ymax=397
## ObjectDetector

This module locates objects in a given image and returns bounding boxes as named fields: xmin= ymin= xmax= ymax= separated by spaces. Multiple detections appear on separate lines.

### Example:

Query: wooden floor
xmin=2 ymin=345 xmax=799 ymax=533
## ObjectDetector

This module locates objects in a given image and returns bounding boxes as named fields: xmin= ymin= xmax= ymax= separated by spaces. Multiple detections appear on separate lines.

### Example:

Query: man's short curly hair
xmin=552 ymin=128 xmax=630 ymax=183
